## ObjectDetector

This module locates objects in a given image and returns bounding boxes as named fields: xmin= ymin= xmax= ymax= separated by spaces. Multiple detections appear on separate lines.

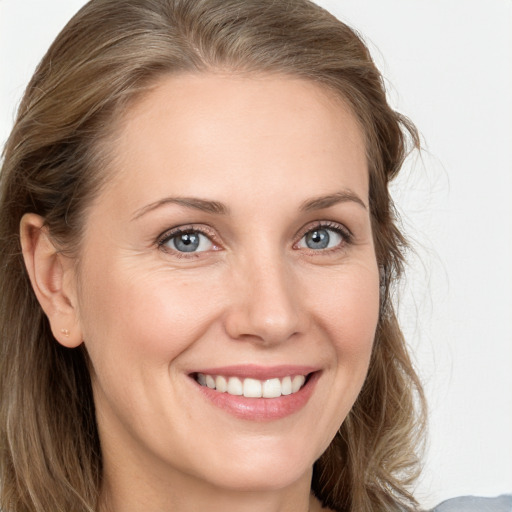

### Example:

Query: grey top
xmin=432 ymin=495 xmax=512 ymax=511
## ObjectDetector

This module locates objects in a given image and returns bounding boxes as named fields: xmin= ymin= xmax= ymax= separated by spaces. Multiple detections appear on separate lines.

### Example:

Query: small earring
xmin=60 ymin=328 xmax=70 ymax=337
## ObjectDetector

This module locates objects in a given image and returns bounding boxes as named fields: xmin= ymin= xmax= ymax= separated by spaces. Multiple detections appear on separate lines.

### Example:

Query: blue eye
xmin=164 ymin=231 xmax=213 ymax=253
xmin=298 ymin=227 xmax=344 ymax=250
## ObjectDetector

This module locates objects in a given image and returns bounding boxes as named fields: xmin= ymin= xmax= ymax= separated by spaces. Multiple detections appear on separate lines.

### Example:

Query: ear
xmin=20 ymin=213 xmax=83 ymax=348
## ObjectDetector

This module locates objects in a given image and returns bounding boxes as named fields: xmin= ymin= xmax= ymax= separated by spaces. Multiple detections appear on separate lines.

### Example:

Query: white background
xmin=1 ymin=1 xmax=511 ymax=509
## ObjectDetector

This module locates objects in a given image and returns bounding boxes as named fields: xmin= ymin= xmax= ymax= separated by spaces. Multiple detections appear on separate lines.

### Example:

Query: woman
xmin=0 ymin=0 xmax=442 ymax=510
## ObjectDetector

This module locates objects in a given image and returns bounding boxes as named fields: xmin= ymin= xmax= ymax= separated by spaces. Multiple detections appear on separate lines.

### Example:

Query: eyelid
xmin=293 ymin=220 xmax=353 ymax=250
xmin=156 ymin=224 xmax=221 ymax=253
xmin=295 ymin=220 xmax=352 ymax=241
xmin=155 ymin=220 xmax=353 ymax=256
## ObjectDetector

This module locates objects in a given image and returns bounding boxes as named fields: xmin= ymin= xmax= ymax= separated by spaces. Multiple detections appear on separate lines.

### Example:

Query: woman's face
xmin=73 ymin=74 xmax=379 ymax=494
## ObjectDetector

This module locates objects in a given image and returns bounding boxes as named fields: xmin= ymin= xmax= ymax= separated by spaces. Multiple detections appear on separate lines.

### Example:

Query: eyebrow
xmin=300 ymin=190 xmax=367 ymax=211
xmin=132 ymin=189 xmax=366 ymax=221
xmin=131 ymin=196 xmax=229 ymax=221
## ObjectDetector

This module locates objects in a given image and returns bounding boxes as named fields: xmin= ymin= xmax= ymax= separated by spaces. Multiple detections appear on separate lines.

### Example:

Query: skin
xmin=21 ymin=73 xmax=380 ymax=512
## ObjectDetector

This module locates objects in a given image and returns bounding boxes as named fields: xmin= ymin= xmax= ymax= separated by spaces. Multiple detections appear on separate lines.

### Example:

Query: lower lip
xmin=192 ymin=372 xmax=320 ymax=421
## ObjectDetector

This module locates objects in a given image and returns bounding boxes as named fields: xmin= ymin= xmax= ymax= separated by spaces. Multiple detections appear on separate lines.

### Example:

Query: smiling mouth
xmin=194 ymin=373 xmax=308 ymax=398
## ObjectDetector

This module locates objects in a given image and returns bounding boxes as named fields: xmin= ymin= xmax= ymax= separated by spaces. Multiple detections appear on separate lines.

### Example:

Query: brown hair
xmin=0 ymin=1 xmax=426 ymax=511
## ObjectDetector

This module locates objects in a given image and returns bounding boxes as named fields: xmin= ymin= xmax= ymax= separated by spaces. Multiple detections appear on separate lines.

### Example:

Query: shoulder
xmin=432 ymin=495 xmax=512 ymax=512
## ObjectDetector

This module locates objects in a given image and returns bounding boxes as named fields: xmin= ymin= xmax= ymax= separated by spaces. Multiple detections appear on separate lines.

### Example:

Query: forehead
xmin=100 ymin=72 xmax=368 ymax=212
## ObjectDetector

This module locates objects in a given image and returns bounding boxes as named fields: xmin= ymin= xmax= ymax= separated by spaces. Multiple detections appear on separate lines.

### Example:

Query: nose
xmin=223 ymin=252 xmax=304 ymax=346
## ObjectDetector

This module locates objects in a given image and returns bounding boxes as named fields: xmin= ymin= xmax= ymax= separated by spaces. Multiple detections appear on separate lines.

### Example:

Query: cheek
xmin=313 ymin=262 xmax=380 ymax=355
xmin=297 ymin=261 xmax=379 ymax=453
xmin=77 ymin=260 xmax=224 ymax=373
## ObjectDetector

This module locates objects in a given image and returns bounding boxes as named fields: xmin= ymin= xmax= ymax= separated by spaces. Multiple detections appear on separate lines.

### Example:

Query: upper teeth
xmin=196 ymin=373 xmax=306 ymax=398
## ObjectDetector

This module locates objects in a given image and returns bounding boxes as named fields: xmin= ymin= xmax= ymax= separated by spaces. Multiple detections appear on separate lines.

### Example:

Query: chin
xmin=193 ymin=435 xmax=321 ymax=492
xmin=206 ymin=463 xmax=312 ymax=493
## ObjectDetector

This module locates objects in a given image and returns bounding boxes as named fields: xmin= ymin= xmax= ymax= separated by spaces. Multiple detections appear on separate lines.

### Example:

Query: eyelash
xmin=295 ymin=221 xmax=353 ymax=251
xmin=156 ymin=221 xmax=353 ymax=257
xmin=157 ymin=224 xmax=219 ymax=258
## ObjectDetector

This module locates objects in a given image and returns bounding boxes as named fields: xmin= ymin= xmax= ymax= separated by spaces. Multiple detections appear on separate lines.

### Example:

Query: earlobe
xmin=20 ymin=213 xmax=83 ymax=348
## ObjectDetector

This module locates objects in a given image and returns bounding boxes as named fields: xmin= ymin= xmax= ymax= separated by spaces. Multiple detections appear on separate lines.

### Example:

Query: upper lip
xmin=189 ymin=364 xmax=319 ymax=380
